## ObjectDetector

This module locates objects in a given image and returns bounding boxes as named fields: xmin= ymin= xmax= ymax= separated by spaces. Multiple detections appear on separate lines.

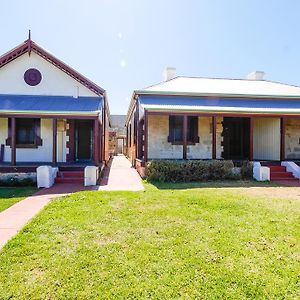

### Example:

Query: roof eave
xmin=0 ymin=110 xmax=101 ymax=116
xmin=125 ymin=91 xmax=138 ymax=125
xmin=142 ymin=106 xmax=300 ymax=115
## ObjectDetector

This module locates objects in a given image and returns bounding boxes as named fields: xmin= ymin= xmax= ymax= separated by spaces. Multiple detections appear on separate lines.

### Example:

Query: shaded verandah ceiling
xmin=139 ymin=95 xmax=300 ymax=115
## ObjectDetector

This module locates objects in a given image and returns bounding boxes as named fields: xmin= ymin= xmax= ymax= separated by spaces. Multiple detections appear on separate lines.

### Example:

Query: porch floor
xmin=0 ymin=162 xmax=103 ymax=173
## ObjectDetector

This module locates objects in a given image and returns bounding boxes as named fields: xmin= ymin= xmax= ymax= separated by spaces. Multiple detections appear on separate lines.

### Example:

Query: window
xmin=168 ymin=116 xmax=199 ymax=144
xmin=16 ymin=119 xmax=36 ymax=145
xmin=169 ymin=115 xmax=183 ymax=142
xmin=6 ymin=118 xmax=42 ymax=148
xmin=187 ymin=116 xmax=199 ymax=143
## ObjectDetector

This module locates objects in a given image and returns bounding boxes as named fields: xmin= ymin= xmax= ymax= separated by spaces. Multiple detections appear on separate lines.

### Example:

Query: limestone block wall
xmin=148 ymin=115 xmax=182 ymax=159
xmin=148 ymin=115 xmax=223 ymax=160
xmin=187 ymin=117 xmax=211 ymax=159
xmin=285 ymin=118 xmax=300 ymax=159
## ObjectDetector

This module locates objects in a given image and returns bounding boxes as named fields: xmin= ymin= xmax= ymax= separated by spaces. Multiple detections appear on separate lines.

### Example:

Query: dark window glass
xmin=168 ymin=116 xmax=199 ymax=144
xmin=187 ymin=116 xmax=198 ymax=143
xmin=173 ymin=116 xmax=183 ymax=142
xmin=16 ymin=119 xmax=36 ymax=145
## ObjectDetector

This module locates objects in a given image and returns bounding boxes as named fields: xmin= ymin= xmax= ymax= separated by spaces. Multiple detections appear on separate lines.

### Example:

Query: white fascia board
xmin=141 ymin=104 xmax=300 ymax=115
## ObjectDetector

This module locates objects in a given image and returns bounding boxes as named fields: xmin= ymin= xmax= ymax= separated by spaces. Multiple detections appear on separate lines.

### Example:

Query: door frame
xmin=222 ymin=117 xmax=250 ymax=160
xmin=75 ymin=120 xmax=93 ymax=162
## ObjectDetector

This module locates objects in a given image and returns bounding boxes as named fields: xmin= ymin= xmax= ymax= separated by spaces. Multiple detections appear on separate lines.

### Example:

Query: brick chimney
xmin=163 ymin=67 xmax=177 ymax=81
xmin=247 ymin=71 xmax=265 ymax=80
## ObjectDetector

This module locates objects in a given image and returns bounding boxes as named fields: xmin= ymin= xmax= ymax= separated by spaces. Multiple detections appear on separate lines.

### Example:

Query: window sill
xmin=16 ymin=144 xmax=39 ymax=149
xmin=170 ymin=141 xmax=197 ymax=146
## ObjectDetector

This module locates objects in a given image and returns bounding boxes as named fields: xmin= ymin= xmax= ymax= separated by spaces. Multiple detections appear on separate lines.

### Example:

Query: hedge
xmin=147 ymin=160 xmax=252 ymax=182
xmin=0 ymin=177 xmax=36 ymax=187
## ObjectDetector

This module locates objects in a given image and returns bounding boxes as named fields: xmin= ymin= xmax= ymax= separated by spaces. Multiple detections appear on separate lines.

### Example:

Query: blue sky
xmin=1 ymin=0 xmax=300 ymax=114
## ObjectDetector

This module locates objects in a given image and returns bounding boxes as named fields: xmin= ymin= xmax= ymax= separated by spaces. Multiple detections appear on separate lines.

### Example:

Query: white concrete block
xmin=37 ymin=166 xmax=56 ymax=188
xmin=84 ymin=166 xmax=99 ymax=186
xmin=253 ymin=164 xmax=270 ymax=181
xmin=281 ymin=161 xmax=300 ymax=179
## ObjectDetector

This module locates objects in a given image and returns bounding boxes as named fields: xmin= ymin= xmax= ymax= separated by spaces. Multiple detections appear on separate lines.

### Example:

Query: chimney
xmin=163 ymin=67 xmax=176 ymax=81
xmin=247 ymin=71 xmax=265 ymax=80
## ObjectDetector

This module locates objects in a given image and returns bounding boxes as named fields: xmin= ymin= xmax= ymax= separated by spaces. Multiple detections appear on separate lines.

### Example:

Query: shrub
xmin=0 ymin=176 xmax=36 ymax=187
xmin=241 ymin=161 xmax=253 ymax=179
xmin=147 ymin=160 xmax=239 ymax=182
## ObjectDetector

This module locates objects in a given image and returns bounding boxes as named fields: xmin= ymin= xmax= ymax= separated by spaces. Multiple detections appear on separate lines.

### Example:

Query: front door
xmin=222 ymin=117 xmax=250 ymax=160
xmin=75 ymin=120 xmax=93 ymax=161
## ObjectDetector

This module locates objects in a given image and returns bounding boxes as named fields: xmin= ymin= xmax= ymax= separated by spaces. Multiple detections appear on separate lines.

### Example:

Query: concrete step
xmin=269 ymin=166 xmax=286 ymax=172
xmin=268 ymin=164 xmax=298 ymax=181
xmin=55 ymin=170 xmax=84 ymax=184
xmin=55 ymin=177 xmax=83 ymax=184
xmin=271 ymin=177 xmax=298 ymax=181
xmin=57 ymin=171 xmax=84 ymax=178
xmin=270 ymin=171 xmax=294 ymax=180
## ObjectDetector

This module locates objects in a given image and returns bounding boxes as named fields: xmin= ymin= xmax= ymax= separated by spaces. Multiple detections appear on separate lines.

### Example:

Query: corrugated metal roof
xmin=138 ymin=77 xmax=300 ymax=98
xmin=0 ymin=94 xmax=102 ymax=115
xmin=140 ymin=95 xmax=300 ymax=115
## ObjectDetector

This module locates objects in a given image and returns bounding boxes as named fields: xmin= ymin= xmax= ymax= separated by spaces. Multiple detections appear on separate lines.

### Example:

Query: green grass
xmin=0 ymin=182 xmax=299 ymax=299
xmin=0 ymin=187 xmax=38 ymax=213
xmin=150 ymin=179 xmax=279 ymax=189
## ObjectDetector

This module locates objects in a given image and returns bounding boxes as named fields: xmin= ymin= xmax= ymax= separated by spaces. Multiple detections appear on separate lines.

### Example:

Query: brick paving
xmin=0 ymin=184 xmax=94 ymax=250
xmin=0 ymin=157 xmax=143 ymax=250
xmin=98 ymin=155 xmax=144 ymax=191
xmin=273 ymin=180 xmax=300 ymax=187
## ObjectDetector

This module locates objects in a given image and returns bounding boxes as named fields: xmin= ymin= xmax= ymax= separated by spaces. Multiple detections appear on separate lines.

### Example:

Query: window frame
xmin=168 ymin=115 xmax=199 ymax=145
xmin=6 ymin=118 xmax=42 ymax=149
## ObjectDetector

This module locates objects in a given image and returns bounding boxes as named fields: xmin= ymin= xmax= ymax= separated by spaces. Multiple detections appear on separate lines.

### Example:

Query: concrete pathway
xmin=98 ymin=155 xmax=144 ymax=191
xmin=0 ymin=184 xmax=93 ymax=250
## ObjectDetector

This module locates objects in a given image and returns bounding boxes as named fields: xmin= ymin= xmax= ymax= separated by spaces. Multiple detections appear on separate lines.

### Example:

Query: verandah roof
xmin=0 ymin=94 xmax=102 ymax=116
xmin=139 ymin=95 xmax=300 ymax=115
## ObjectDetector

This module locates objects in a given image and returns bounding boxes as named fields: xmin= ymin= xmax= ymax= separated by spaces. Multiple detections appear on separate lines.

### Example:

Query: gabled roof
xmin=0 ymin=38 xmax=105 ymax=97
xmin=137 ymin=76 xmax=300 ymax=99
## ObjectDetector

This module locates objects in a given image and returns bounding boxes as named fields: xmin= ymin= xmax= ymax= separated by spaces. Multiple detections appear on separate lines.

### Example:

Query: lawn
xmin=0 ymin=187 xmax=38 ymax=213
xmin=0 ymin=182 xmax=299 ymax=299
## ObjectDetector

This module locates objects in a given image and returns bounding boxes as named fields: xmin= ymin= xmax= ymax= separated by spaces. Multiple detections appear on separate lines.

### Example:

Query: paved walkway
xmin=98 ymin=155 xmax=144 ymax=191
xmin=273 ymin=180 xmax=300 ymax=187
xmin=0 ymin=184 xmax=94 ymax=250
